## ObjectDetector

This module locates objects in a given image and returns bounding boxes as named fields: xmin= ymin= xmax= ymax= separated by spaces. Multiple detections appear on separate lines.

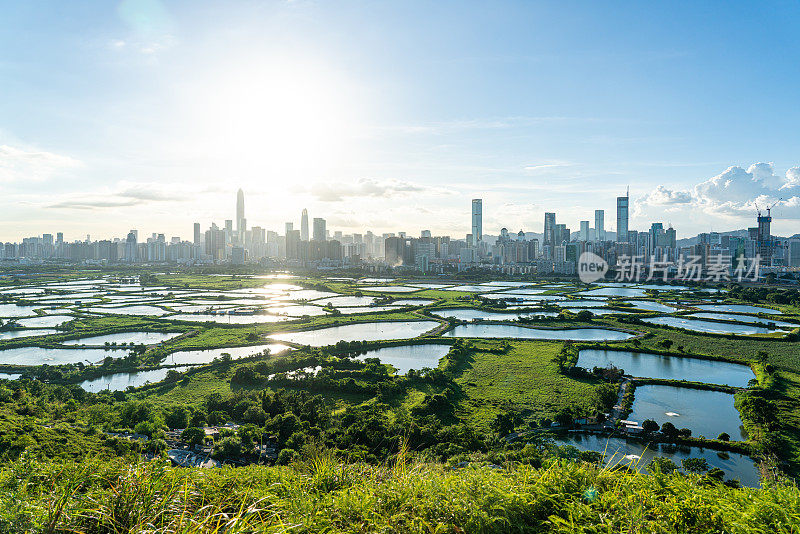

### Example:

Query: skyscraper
xmin=543 ymin=212 xmax=556 ymax=246
xmin=236 ymin=189 xmax=245 ymax=241
xmin=193 ymin=223 xmax=201 ymax=246
xmin=301 ymin=209 xmax=309 ymax=241
xmin=312 ymin=218 xmax=326 ymax=241
xmin=616 ymin=189 xmax=629 ymax=243
xmin=594 ymin=210 xmax=605 ymax=241
xmin=471 ymin=199 xmax=482 ymax=247
xmin=580 ymin=220 xmax=590 ymax=241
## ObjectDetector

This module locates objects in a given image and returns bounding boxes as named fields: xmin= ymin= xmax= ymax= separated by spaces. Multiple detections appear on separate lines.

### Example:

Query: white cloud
xmin=47 ymin=181 xmax=190 ymax=210
xmin=0 ymin=145 xmax=81 ymax=183
xmin=641 ymin=185 xmax=692 ymax=206
xmin=306 ymin=178 xmax=448 ymax=202
xmin=523 ymin=161 xmax=574 ymax=173
xmin=639 ymin=163 xmax=800 ymax=220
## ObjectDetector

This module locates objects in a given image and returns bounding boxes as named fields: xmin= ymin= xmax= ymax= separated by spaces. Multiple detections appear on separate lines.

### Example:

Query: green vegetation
xmin=4 ymin=268 xmax=800 ymax=487
xmin=455 ymin=341 xmax=609 ymax=430
xmin=2 ymin=455 xmax=800 ymax=533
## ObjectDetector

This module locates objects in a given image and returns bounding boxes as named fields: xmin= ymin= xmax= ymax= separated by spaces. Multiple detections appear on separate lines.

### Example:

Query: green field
xmin=455 ymin=341 xmax=605 ymax=429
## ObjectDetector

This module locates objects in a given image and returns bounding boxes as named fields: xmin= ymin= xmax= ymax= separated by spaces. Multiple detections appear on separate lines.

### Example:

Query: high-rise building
xmin=595 ymin=210 xmax=605 ymax=241
xmin=236 ymin=189 xmax=245 ymax=241
xmin=757 ymin=208 xmax=773 ymax=265
xmin=616 ymin=189 xmax=629 ymax=243
xmin=580 ymin=221 xmax=590 ymax=241
xmin=543 ymin=212 xmax=556 ymax=247
xmin=471 ymin=199 xmax=482 ymax=246
xmin=301 ymin=209 xmax=309 ymax=241
xmin=312 ymin=218 xmax=326 ymax=241
xmin=649 ymin=222 xmax=664 ymax=253
xmin=125 ymin=230 xmax=138 ymax=262
xmin=788 ymin=240 xmax=800 ymax=267
xmin=193 ymin=223 xmax=201 ymax=246
xmin=555 ymin=223 xmax=569 ymax=245
xmin=285 ymin=222 xmax=293 ymax=236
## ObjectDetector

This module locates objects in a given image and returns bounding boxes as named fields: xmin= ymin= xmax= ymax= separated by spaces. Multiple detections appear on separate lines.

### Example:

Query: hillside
xmin=1 ymin=454 xmax=798 ymax=533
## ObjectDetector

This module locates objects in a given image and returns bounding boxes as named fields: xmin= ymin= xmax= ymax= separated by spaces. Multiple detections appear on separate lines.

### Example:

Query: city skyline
xmin=2 ymin=2 xmax=800 ymax=240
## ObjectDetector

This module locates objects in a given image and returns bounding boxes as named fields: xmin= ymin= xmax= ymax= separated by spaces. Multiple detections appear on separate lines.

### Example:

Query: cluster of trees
xmin=728 ymin=285 xmax=800 ymax=306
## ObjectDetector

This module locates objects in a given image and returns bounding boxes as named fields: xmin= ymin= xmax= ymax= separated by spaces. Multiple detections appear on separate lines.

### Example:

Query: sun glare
xmin=188 ymin=59 xmax=359 ymax=190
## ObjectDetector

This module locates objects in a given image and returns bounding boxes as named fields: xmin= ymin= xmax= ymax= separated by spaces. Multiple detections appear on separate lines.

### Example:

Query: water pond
xmin=61 ymin=332 xmax=181 ymax=346
xmin=271 ymin=320 xmax=439 ymax=346
xmin=556 ymin=434 xmax=759 ymax=487
xmin=354 ymin=344 xmax=451 ymax=374
xmin=629 ymin=385 xmax=745 ymax=440
xmin=442 ymin=324 xmax=634 ymax=341
xmin=576 ymin=349 xmax=754 ymax=387
xmin=641 ymin=316 xmax=770 ymax=335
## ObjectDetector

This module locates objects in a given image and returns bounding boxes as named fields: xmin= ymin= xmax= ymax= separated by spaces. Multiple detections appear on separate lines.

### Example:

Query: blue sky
xmin=1 ymin=0 xmax=799 ymax=241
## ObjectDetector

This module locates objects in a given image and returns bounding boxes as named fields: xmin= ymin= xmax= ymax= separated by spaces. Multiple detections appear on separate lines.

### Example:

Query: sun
xmin=186 ymin=57 xmax=360 ymax=190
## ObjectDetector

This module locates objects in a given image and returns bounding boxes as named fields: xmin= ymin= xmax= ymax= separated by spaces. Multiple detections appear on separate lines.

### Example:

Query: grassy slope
xmin=3 ymin=456 xmax=800 ymax=533
xmin=455 ymin=341 xmax=603 ymax=429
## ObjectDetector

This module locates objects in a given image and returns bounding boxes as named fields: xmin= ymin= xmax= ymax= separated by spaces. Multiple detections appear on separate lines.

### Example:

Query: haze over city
xmin=2 ymin=1 xmax=800 ymax=241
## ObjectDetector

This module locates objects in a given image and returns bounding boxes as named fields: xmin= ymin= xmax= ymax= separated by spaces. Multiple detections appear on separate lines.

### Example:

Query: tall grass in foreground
xmin=1 ymin=451 xmax=799 ymax=533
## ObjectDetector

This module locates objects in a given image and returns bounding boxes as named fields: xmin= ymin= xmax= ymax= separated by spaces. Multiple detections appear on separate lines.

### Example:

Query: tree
xmin=658 ymin=339 xmax=674 ymax=350
xmin=575 ymin=310 xmax=594 ymax=321
xmin=165 ymin=406 xmax=190 ymax=429
xmin=682 ymin=457 xmax=709 ymax=473
xmin=492 ymin=413 xmax=515 ymax=436
xmin=660 ymin=421 xmax=677 ymax=438
xmin=594 ymin=383 xmax=618 ymax=411
xmin=642 ymin=419 xmax=659 ymax=433
xmin=555 ymin=407 xmax=574 ymax=427
xmin=214 ymin=436 xmax=243 ymax=459
xmin=716 ymin=432 xmax=730 ymax=441
xmin=181 ymin=427 xmax=206 ymax=447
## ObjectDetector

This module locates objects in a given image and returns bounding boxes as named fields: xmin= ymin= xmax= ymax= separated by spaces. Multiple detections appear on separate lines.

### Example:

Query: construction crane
xmin=767 ymin=198 xmax=782 ymax=217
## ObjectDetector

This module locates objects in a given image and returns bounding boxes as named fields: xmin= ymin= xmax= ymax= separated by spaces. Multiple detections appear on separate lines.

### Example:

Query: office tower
xmin=301 ymin=209 xmax=309 ymax=241
xmin=312 ymin=218 xmax=326 ymax=241
xmin=649 ymin=223 xmax=664 ymax=253
xmin=789 ymin=240 xmax=800 ymax=267
xmin=285 ymin=222 xmax=293 ymax=236
xmin=555 ymin=223 xmax=569 ymax=244
xmin=595 ymin=210 xmax=605 ymax=241
xmin=193 ymin=223 xmax=201 ymax=246
xmin=580 ymin=221 xmax=590 ymax=241
xmin=125 ymin=230 xmax=138 ymax=262
xmin=421 ymin=229 xmax=432 ymax=239
xmin=286 ymin=229 xmax=301 ymax=260
xmin=236 ymin=189 xmax=245 ymax=241
xmin=471 ymin=199 xmax=482 ymax=246
xmin=543 ymin=212 xmax=556 ymax=246
xmin=56 ymin=232 xmax=63 ymax=244
xmin=665 ymin=226 xmax=677 ymax=249
xmin=616 ymin=189 xmax=629 ymax=243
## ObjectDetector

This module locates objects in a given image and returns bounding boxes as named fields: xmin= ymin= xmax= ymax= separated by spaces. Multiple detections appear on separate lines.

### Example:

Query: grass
xmin=3 ymin=455 xmax=800 ymax=533
xmin=455 ymin=341 xmax=604 ymax=429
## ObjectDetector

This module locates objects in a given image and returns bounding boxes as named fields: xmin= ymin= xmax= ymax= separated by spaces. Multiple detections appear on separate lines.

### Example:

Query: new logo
xmin=578 ymin=252 xmax=608 ymax=284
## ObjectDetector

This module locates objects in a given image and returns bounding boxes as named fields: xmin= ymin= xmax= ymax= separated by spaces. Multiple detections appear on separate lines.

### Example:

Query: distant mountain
xmin=677 ymin=229 xmax=793 ymax=248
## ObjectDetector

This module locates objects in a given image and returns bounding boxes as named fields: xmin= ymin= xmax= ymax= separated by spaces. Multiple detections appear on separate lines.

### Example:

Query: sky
xmin=1 ymin=0 xmax=800 ymax=242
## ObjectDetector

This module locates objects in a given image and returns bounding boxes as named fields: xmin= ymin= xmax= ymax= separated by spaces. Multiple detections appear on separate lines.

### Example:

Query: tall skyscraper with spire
xmin=300 ymin=208 xmax=309 ymax=241
xmin=236 ymin=189 xmax=245 ymax=242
